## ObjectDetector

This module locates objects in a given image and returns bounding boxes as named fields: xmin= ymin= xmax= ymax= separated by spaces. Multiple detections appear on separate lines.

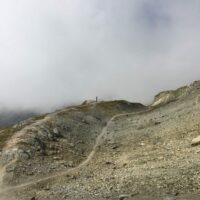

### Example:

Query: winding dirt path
xmin=0 ymin=108 xmax=151 ymax=195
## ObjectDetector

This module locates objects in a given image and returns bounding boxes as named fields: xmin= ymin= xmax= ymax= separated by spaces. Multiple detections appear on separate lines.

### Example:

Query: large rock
xmin=191 ymin=136 xmax=200 ymax=146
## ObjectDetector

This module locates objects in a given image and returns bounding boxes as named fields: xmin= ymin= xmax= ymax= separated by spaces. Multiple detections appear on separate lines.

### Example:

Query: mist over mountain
xmin=0 ymin=0 xmax=200 ymax=111
xmin=0 ymin=109 xmax=37 ymax=128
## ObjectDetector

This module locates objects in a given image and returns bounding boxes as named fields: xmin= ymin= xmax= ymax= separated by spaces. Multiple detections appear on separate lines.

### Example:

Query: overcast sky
xmin=0 ymin=0 xmax=200 ymax=111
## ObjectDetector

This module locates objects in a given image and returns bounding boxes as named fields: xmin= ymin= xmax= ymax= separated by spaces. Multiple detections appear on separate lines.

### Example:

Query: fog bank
xmin=0 ymin=0 xmax=200 ymax=111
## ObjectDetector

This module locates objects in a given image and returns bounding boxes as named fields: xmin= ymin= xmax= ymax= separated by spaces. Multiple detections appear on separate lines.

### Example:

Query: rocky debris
xmin=105 ymin=161 xmax=113 ymax=165
xmin=151 ymin=81 xmax=200 ymax=107
xmin=190 ymin=80 xmax=200 ymax=89
xmin=0 ymin=100 xmax=145 ymax=192
xmin=163 ymin=196 xmax=176 ymax=200
xmin=2 ymin=81 xmax=200 ymax=200
xmin=119 ymin=194 xmax=131 ymax=199
xmin=5 ymin=165 xmax=15 ymax=173
xmin=152 ymin=91 xmax=176 ymax=107
xmin=67 ymin=161 xmax=74 ymax=167
xmin=82 ymin=115 xmax=97 ymax=125
xmin=53 ymin=156 xmax=63 ymax=161
xmin=17 ymin=149 xmax=31 ymax=160
xmin=1 ymin=148 xmax=18 ymax=164
xmin=191 ymin=136 xmax=200 ymax=146
xmin=112 ymin=144 xmax=119 ymax=150
xmin=53 ymin=128 xmax=62 ymax=138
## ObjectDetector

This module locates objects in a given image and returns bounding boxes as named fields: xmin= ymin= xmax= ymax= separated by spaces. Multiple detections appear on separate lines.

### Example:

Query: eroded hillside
xmin=1 ymin=81 xmax=200 ymax=200
xmin=0 ymin=100 xmax=146 ymax=200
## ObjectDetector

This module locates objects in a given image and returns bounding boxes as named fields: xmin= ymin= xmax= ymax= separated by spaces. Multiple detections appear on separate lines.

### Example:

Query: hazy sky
xmin=0 ymin=0 xmax=200 ymax=111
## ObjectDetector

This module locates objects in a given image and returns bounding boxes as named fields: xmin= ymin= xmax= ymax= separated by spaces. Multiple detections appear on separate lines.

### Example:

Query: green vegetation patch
xmin=32 ymin=114 xmax=47 ymax=121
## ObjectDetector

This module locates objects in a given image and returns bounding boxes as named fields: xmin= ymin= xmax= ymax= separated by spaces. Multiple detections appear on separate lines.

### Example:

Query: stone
xmin=6 ymin=165 xmax=15 ymax=173
xmin=53 ymin=128 xmax=59 ymax=135
xmin=18 ymin=149 xmax=31 ymax=160
xmin=68 ymin=161 xmax=74 ymax=167
xmin=191 ymin=136 xmax=200 ymax=146
xmin=53 ymin=156 xmax=62 ymax=160
xmin=119 ymin=194 xmax=130 ymax=200
xmin=112 ymin=144 xmax=119 ymax=150
xmin=105 ymin=161 xmax=113 ymax=165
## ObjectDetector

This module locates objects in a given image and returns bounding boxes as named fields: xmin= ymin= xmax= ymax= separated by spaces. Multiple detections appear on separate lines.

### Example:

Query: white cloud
xmin=0 ymin=0 xmax=200 ymax=111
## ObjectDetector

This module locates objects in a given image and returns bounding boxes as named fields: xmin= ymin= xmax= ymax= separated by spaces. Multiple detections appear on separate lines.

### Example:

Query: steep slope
xmin=1 ymin=81 xmax=200 ymax=200
xmin=0 ymin=100 xmax=146 ymax=199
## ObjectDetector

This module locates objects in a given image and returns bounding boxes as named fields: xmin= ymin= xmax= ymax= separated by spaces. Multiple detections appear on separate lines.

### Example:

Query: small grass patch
xmin=32 ymin=114 xmax=47 ymax=121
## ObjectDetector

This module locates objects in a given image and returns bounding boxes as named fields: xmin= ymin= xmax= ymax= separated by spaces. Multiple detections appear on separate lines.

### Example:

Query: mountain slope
xmin=0 ymin=100 xmax=146 ymax=199
xmin=1 ymin=81 xmax=200 ymax=199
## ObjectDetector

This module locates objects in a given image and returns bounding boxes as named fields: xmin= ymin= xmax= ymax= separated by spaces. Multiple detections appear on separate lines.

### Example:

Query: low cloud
xmin=0 ymin=0 xmax=200 ymax=111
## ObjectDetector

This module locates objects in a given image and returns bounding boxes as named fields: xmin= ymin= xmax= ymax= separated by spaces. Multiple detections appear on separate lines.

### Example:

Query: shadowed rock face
xmin=1 ymin=81 xmax=200 ymax=200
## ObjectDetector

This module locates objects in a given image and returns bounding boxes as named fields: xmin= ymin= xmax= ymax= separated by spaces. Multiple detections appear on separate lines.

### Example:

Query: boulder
xmin=191 ymin=136 xmax=200 ymax=146
xmin=119 ymin=194 xmax=130 ymax=200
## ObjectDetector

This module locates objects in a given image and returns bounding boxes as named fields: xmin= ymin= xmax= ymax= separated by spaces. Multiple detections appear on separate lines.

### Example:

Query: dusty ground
xmin=1 ymin=81 xmax=200 ymax=199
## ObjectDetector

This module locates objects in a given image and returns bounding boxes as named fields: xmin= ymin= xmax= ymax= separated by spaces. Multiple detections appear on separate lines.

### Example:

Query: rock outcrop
xmin=152 ymin=81 xmax=200 ymax=107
